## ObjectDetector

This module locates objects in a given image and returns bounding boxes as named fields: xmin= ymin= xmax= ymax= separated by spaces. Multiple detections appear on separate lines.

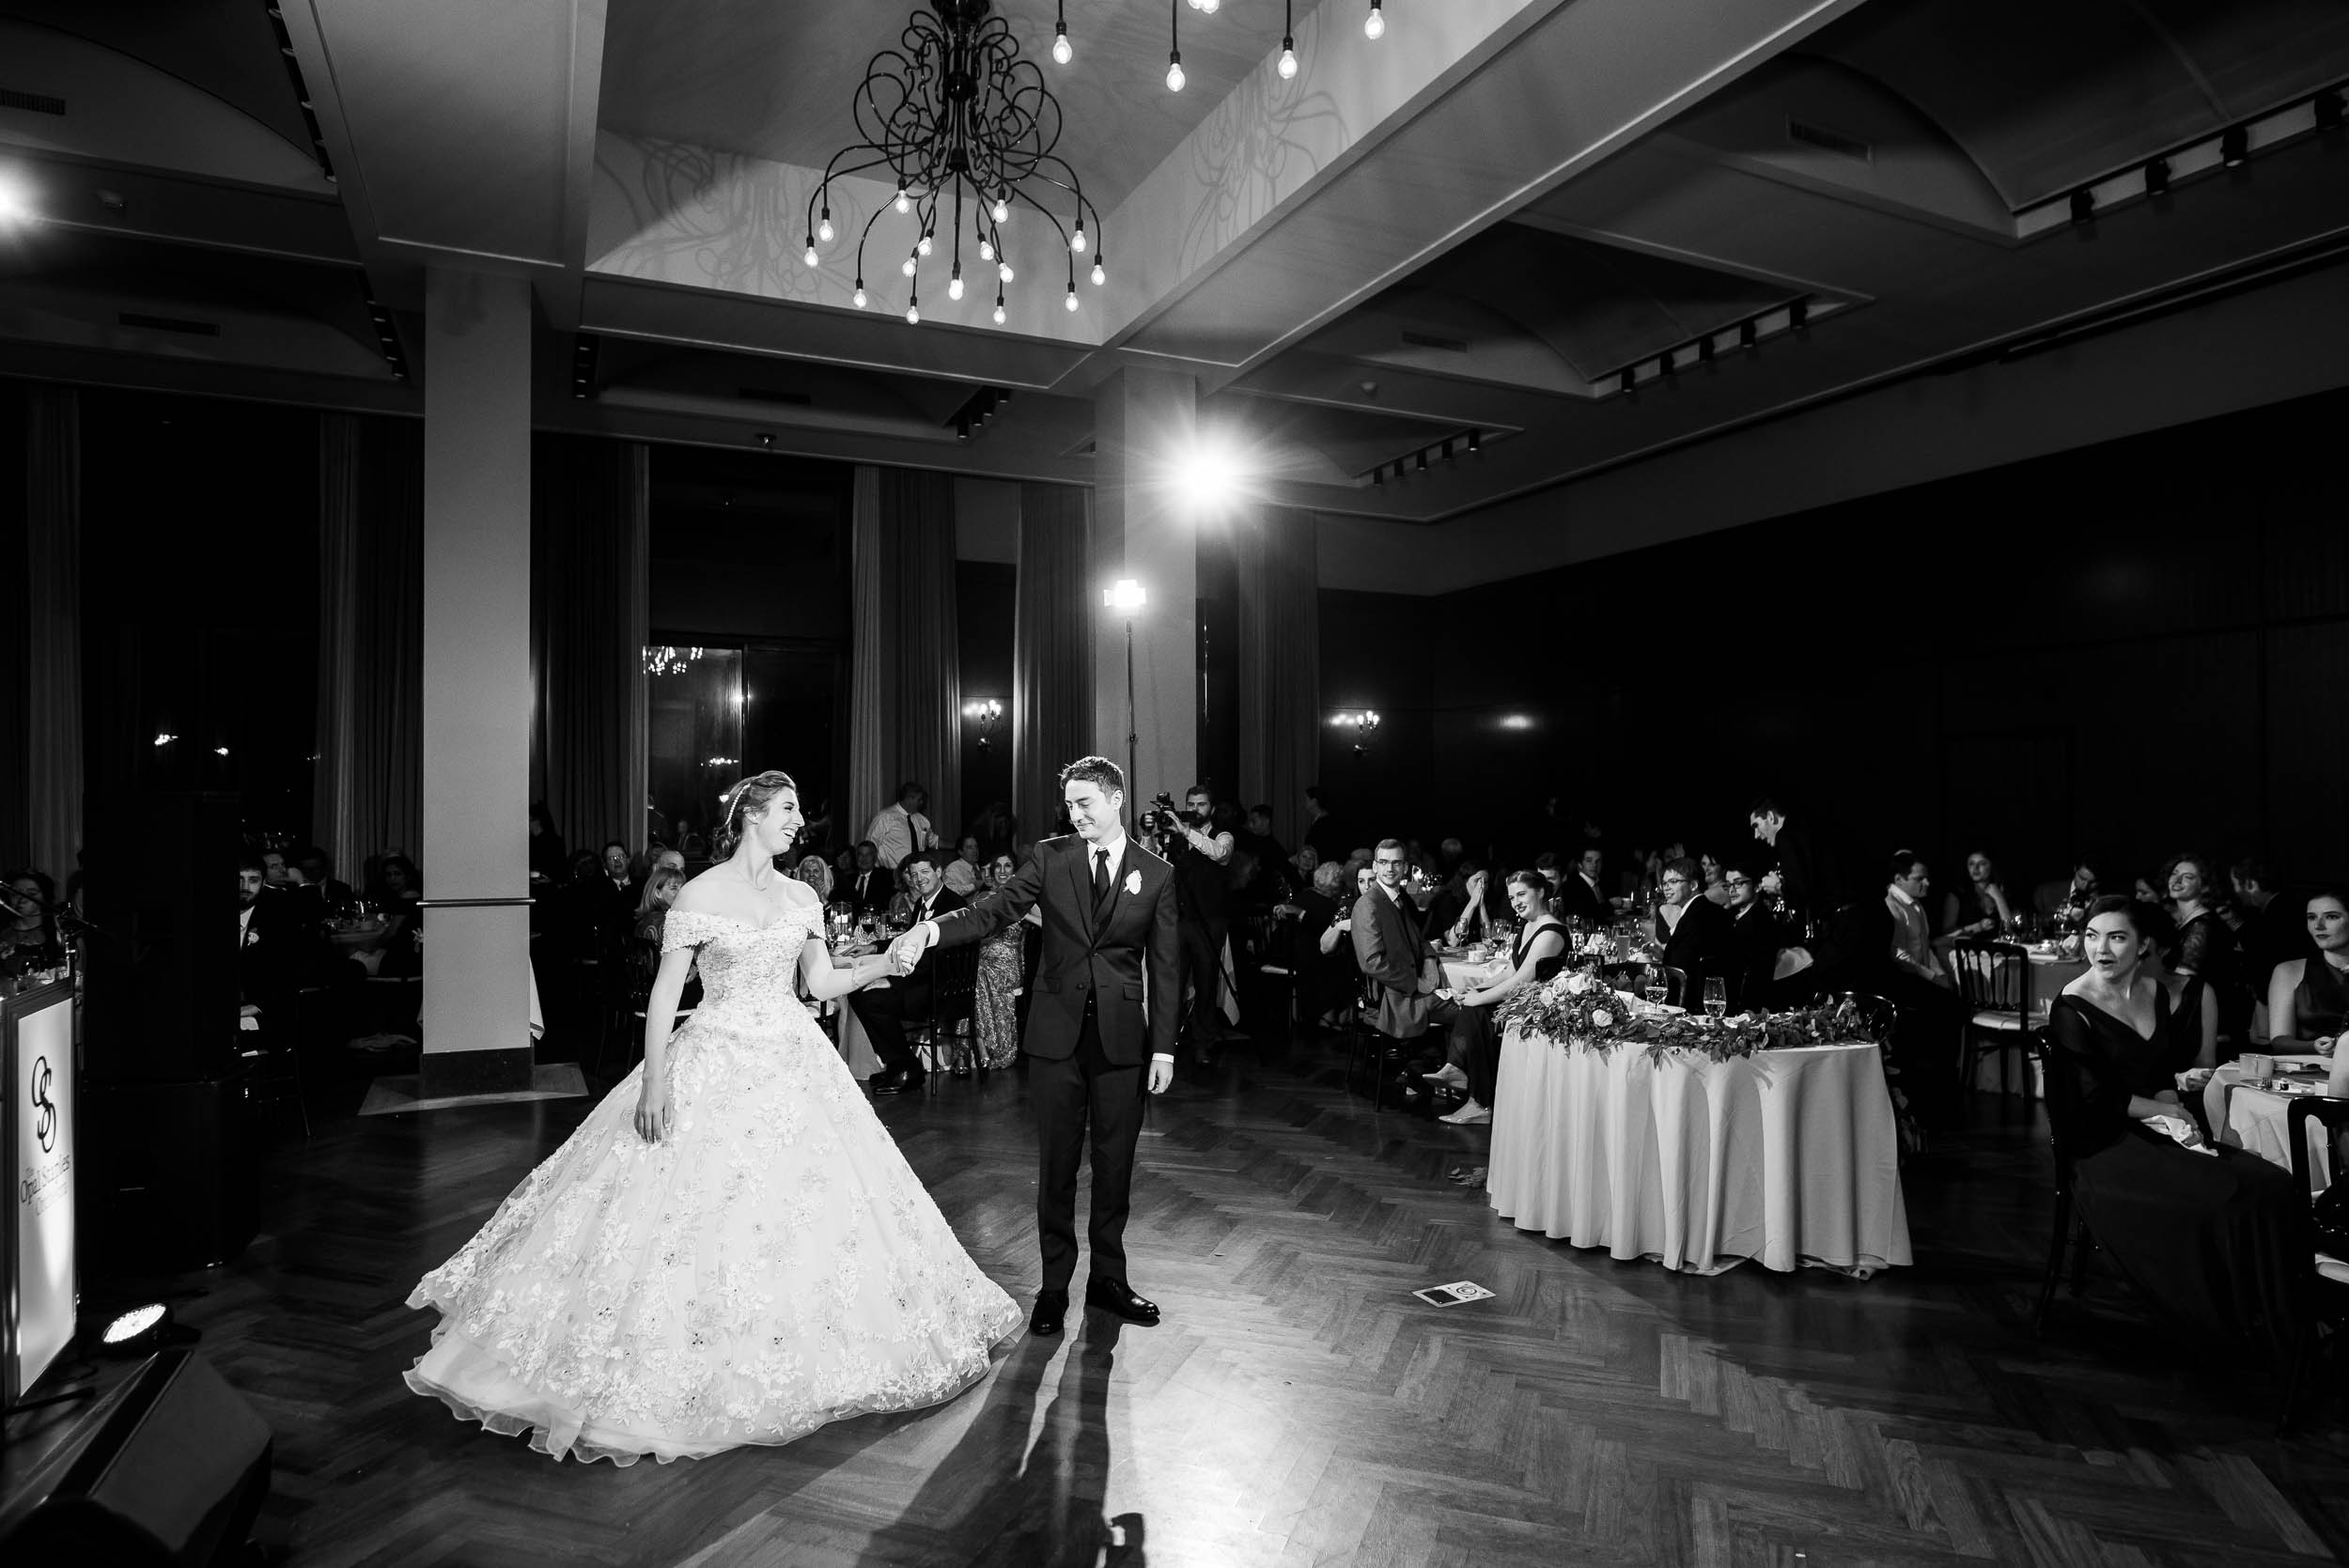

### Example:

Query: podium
xmin=5 ymin=979 xmax=75 ymax=1408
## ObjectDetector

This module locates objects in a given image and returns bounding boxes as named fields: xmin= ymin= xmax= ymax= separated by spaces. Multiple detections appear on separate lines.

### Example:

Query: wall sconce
xmin=963 ymin=697 xmax=1005 ymax=752
xmin=1330 ymin=708 xmax=1381 ymax=753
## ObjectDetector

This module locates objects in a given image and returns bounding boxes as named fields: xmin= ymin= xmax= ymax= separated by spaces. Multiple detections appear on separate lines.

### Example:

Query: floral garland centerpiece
xmin=1493 ymin=970 xmax=1886 ymax=1065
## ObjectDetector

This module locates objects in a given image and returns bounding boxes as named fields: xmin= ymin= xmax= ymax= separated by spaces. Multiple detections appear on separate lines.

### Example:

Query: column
xmin=1091 ymin=367 xmax=1198 ymax=804
xmin=419 ymin=269 xmax=535 ymax=1098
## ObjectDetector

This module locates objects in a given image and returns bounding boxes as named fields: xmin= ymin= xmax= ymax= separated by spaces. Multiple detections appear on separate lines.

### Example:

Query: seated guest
xmin=1427 ymin=871 xmax=1567 ymax=1126
xmin=2047 ymin=896 xmax=2304 ymax=1362
xmin=2166 ymin=851 xmax=2249 ymax=1042
xmin=1242 ymin=805 xmax=1295 ymax=892
xmin=1722 ymin=861 xmax=1784 ymax=1013
xmin=2128 ymin=902 xmax=2217 ymax=1069
xmin=1554 ymin=846 xmax=1610 ymax=925
xmin=293 ymin=845 xmax=356 ymax=908
xmin=630 ymin=864 xmax=687 ymax=985
xmin=1885 ymin=852 xmax=1949 ymax=990
xmin=237 ymin=850 xmax=313 ymax=1038
xmin=2272 ymin=885 xmax=2349 ymax=1051
xmin=792 ymin=853 xmax=834 ymax=903
xmin=1938 ymin=849 xmax=2014 ymax=948
xmin=2035 ymin=860 xmax=2100 ymax=930
xmin=2233 ymin=857 xmax=2315 ymax=999
xmin=1697 ymin=851 xmax=1732 ymax=907
xmin=1423 ymin=861 xmax=1498 ymax=946
xmin=1653 ymin=857 xmax=1731 ymax=1007
xmin=1299 ymin=785 xmax=1348 ymax=863
xmin=942 ymin=834 xmax=984 ymax=897
xmin=1 ymin=868 xmax=64 ymax=977
xmin=1289 ymin=861 xmax=1352 ymax=1029
xmin=848 ymin=852 xmax=966 ymax=1094
xmin=528 ymin=801 xmax=567 ymax=884
xmin=836 ymin=841 xmax=893 ymax=916
xmin=1353 ymin=839 xmax=1456 ymax=1053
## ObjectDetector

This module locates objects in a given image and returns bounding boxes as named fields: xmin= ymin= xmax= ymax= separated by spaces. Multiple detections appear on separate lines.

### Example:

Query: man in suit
xmin=850 ymin=852 xmax=967 ymax=1094
xmin=836 ymin=840 xmax=893 ymax=917
xmin=1555 ymin=846 xmax=1610 ymax=925
xmin=1722 ymin=860 xmax=1785 ymax=1013
xmin=1354 ymin=838 xmax=1456 ymax=1048
xmin=1653 ymin=857 xmax=1732 ymax=1008
xmin=894 ymin=755 xmax=1180 ymax=1336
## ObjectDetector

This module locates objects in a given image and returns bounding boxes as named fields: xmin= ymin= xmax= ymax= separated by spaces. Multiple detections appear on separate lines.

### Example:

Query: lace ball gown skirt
xmin=404 ymin=908 xmax=1022 ymax=1466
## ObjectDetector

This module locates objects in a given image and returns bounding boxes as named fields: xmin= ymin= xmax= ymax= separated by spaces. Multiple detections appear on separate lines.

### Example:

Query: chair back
xmin=2029 ymin=1031 xmax=2088 ymax=1191
xmin=2286 ymin=1095 xmax=2349 ymax=1203
xmin=1950 ymin=938 xmax=2033 ymax=1017
xmin=1836 ymin=990 xmax=1899 ymax=1044
xmin=925 ymin=940 xmax=979 ymax=1031
xmin=1659 ymin=965 xmax=1690 ymax=1008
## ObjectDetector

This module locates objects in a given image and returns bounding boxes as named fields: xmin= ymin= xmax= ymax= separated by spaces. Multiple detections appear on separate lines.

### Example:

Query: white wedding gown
xmin=404 ymin=899 xmax=1021 ymax=1466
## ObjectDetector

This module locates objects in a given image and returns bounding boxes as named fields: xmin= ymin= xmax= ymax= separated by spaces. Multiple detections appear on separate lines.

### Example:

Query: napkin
xmin=2140 ymin=1112 xmax=2214 ymax=1155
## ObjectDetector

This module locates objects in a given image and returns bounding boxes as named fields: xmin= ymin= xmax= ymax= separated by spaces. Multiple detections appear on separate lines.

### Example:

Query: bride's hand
xmin=634 ymin=1082 xmax=672 ymax=1144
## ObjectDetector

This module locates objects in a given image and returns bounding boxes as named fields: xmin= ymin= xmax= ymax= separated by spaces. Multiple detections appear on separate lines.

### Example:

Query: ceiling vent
xmin=736 ymin=386 xmax=813 ymax=406
xmin=0 ymin=85 xmax=67 ymax=116
xmin=1787 ymin=117 xmax=1871 ymax=163
xmin=1400 ymin=329 xmax=1469 ymax=353
xmin=118 ymin=312 xmax=220 ymax=337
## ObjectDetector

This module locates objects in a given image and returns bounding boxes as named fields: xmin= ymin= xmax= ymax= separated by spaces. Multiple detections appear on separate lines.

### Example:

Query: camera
xmin=1139 ymin=792 xmax=1202 ymax=838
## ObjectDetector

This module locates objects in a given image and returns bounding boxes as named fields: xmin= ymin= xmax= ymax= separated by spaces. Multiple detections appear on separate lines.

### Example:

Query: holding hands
xmin=886 ymin=923 xmax=935 ymax=976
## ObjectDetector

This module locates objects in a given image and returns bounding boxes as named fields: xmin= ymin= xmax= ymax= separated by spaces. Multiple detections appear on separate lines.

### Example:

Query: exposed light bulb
xmin=907 ymin=302 xmax=920 ymax=324
xmin=1065 ymin=287 xmax=1080 ymax=312
xmin=917 ymin=232 xmax=933 ymax=257
xmin=1193 ymin=0 xmax=1220 ymax=13
xmin=817 ymin=214 xmax=833 ymax=242
xmin=999 ymin=261 xmax=1015 ymax=283
xmin=902 ymin=256 xmax=917 ymax=277
xmin=993 ymin=300 xmax=1006 ymax=325
xmin=894 ymin=188 xmax=910 ymax=213
xmin=1052 ymin=25 xmax=1071 ymax=65
xmin=1090 ymin=260 xmax=1106 ymax=286
xmin=1070 ymin=227 xmax=1087 ymax=255
xmin=948 ymin=272 xmax=965 ymax=301
xmin=1365 ymin=2 xmax=1384 ymax=40
xmin=802 ymin=241 xmax=818 ymax=267
xmin=992 ymin=196 xmax=1009 ymax=224
xmin=979 ymin=238 xmax=994 ymax=261
xmin=1167 ymin=55 xmax=1185 ymax=92
xmin=852 ymin=284 xmax=867 ymax=308
xmin=1279 ymin=41 xmax=1298 ymax=79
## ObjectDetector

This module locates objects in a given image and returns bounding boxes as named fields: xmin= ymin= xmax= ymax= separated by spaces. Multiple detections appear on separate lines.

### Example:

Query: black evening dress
xmin=2176 ymin=910 xmax=2251 ymax=1046
xmin=2048 ymin=978 xmax=2307 ymax=1363
xmin=1452 ymin=920 xmax=1569 ymax=1110
xmin=2291 ymin=955 xmax=2349 ymax=1041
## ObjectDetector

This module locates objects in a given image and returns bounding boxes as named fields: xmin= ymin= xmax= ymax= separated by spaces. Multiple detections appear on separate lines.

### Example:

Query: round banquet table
xmin=1486 ymin=1030 xmax=1912 ymax=1275
xmin=2203 ymin=1061 xmax=2335 ymax=1192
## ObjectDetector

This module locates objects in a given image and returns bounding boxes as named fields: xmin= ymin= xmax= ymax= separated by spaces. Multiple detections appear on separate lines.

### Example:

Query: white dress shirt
xmin=864 ymin=802 xmax=934 ymax=869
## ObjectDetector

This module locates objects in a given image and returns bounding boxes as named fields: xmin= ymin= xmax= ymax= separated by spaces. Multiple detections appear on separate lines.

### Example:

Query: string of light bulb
xmin=1046 ymin=0 xmax=1389 ymax=94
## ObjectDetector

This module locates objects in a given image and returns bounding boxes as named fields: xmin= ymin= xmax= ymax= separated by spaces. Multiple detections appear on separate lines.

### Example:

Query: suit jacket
xmin=931 ymin=834 xmax=1179 ymax=1064
xmin=1657 ymin=895 xmax=1733 ymax=1007
xmin=896 ymin=887 xmax=965 ymax=983
xmin=1353 ymin=884 xmax=1439 ymax=1038
xmin=837 ymin=867 xmax=893 ymax=916
xmin=1555 ymin=873 xmax=1609 ymax=925
xmin=1726 ymin=902 xmax=1783 ymax=1013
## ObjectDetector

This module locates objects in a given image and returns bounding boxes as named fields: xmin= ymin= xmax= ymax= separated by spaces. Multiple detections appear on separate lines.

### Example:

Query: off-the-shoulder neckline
xmin=671 ymin=902 xmax=813 ymax=937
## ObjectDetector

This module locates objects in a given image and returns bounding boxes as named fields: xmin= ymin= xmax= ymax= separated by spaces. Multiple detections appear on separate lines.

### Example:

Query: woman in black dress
xmin=1430 ymin=871 xmax=1568 ymax=1126
xmin=2275 ymin=886 xmax=2349 ymax=1056
xmin=2166 ymin=851 xmax=2248 ymax=1044
xmin=2048 ymin=896 xmax=2306 ymax=1362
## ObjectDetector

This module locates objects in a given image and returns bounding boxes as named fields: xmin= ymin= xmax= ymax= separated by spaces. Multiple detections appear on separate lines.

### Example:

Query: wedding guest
xmin=1885 ymin=853 xmax=1948 ymax=989
xmin=1429 ymin=871 xmax=1567 ymax=1126
xmin=2166 ymin=851 xmax=2248 ymax=1041
xmin=863 ymin=781 xmax=936 ymax=870
xmin=1424 ymin=860 xmax=1498 ymax=946
xmin=2046 ymin=896 xmax=2304 ymax=1363
xmin=969 ymin=800 xmax=1017 ymax=860
xmin=1698 ymin=851 xmax=1733 ymax=907
xmin=1555 ymin=846 xmax=1610 ymax=924
xmin=2232 ymin=857 xmax=2315 ymax=997
xmin=970 ymin=852 xmax=1030 ymax=1072
xmin=1 ymin=868 xmax=64 ymax=976
xmin=943 ymin=834 xmax=984 ymax=897
xmin=1300 ymin=786 xmax=1348 ymax=862
xmin=1939 ymin=850 xmax=2014 ymax=947
xmin=630 ymin=864 xmax=687 ymax=983
xmin=2273 ymin=885 xmax=2349 ymax=1051
xmin=837 ymin=841 xmax=893 ymax=916
xmin=792 ymin=854 xmax=834 ymax=903
xmin=1654 ymin=857 xmax=1731 ymax=1006
xmin=849 ymin=852 xmax=966 ymax=1094
xmin=2036 ymin=860 xmax=2101 ymax=931
xmin=1750 ymin=796 xmax=1845 ymax=924
xmin=1722 ymin=861 xmax=1784 ymax=1013
xmin=2134 ymin=871 xmax=2164 ymax=906
xmin=1293 ymin=861 xmax=1352 ymax=1028
xmin=528 ymin=801 xmax=568 ymax=884
xmin=1353 ymin=839 xmax=1455 ymax=1063
xmin=294 ymin=845 xmax=355 ymax=908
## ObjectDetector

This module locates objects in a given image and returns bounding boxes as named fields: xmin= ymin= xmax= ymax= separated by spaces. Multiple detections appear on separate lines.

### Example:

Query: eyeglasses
xmin=1723 ymin=877 xmax=1752 ymax=889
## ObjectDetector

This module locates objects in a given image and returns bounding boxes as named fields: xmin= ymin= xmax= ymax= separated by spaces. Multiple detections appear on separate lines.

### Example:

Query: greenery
xmin=1493 ymin=971 xmax=1886 ymax=1065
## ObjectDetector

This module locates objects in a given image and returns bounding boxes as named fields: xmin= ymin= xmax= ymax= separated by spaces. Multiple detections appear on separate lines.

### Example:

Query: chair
xmin=1596 ymin=961 xmax=1688 ymax=1008
xmin=2029 ymin=1032 xmax=2103 ymax=1330
xmin=1347 ymin=973 xmax=1438 ymax=1111
xmin=909 ymin=941 xmax=980 ymax=1075
xmin=1950 ymin=939 xmax=2039 ymax=1099
xmin=1835 ymin=990 xmax=1899 ymax=1045
xmin=239 ymin=1024 xmax=310 ymax=1141
xmin=1236 ymin=909 xmax=1299 ymax=1035
xmin=2279 ymin=1096 xmax=2349 ymax=1433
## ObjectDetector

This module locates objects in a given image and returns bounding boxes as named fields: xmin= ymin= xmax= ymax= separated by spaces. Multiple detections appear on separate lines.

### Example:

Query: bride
xmin=404 ymin=769 xmax=1021 ymax=1466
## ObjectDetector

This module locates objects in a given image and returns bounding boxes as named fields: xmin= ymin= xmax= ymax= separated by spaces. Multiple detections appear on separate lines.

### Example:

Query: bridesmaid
xmin=2047 ymin=896 xmax=2306 ymax=1362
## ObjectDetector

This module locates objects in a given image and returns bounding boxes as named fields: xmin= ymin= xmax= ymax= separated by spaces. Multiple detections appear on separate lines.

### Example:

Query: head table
xmin=1486 ymin=1027 xmax=1912 ymax=1276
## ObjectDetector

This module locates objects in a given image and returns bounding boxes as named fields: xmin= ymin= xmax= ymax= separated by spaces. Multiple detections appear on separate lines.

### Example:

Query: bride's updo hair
xmin=714 ymin=769 xmax=799 ymax=857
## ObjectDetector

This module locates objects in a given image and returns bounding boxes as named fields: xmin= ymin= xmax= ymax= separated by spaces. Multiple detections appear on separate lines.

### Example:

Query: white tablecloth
xmin=1487 ymin=1032 xmax=1912 ymax=1275
xmin=2210 ymin=1068 xmax=2334 ymax=1192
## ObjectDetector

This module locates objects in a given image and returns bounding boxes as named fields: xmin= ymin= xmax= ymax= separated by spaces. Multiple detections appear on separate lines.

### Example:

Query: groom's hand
xmin=888 ymin=923 xmax=935 ymax=975
xmin=1147 ymin=1058 xmax=1174 ymax=1094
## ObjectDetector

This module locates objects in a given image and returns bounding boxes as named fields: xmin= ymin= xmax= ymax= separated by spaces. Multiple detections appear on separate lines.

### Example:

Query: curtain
xmin=23 ymin=388 xmax=80 ymax=886
xmin=848 ymin=466 xmax=962 ymax=846
xmin=1236 ymin=505 xmax=1320 ymax=849
xmin=531 ymin=435 xmax=650 ymax=856
xmin=314 ymin=414 xmax=424 ymax=878
xmin=1014 ymin=483 xmax=1092 ymax=847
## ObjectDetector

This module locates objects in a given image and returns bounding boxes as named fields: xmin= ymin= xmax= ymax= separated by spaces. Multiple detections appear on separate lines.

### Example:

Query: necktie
xmin=1093 ymin=848 xmax=1111 ymax=908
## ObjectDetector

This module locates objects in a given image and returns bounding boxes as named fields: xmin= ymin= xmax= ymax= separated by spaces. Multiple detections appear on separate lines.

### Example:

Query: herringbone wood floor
xmin=117 ymin=1032 xmax=2349 ymax=1567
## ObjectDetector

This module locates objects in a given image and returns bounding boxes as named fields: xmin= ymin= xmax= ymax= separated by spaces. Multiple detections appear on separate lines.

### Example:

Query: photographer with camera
xmin=1141 ymin=784 xmax=1238 ymax=1068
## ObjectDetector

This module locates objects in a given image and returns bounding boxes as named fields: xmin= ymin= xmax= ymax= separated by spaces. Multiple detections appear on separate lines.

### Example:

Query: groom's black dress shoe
xmin=1030 ymin=1290 xmax=1068 ymax=1336
xmin=869 ymin=1067 xmax=925 ymax=1095
xmin=1084 ymin=1278 xmax=1160 ymax=1327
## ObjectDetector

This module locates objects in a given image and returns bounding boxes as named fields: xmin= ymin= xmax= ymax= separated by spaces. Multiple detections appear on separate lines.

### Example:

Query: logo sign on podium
xmin=8 ymin=982 xmax=75 ymax=1405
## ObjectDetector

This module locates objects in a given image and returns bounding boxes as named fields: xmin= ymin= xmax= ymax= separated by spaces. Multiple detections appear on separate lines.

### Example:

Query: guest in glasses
xmin=1721 ymin=861 xmax=1784 ymax=1013
xmin=1353 ymin=840 xmax=1457 ymax=1073
xmin=2047 ymin=896 xmax=2304 ymax=1362
xmin=1426 ymin=871 xmax=1567 ymax=1126
xmin=2273 ymin=885 xmax=2349 ymax=1055
xmin=1653 ymin=857 xmax=1731 ymax=1009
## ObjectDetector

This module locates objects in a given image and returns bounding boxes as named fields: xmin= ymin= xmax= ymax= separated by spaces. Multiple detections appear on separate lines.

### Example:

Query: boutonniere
xmin=1124 ymin=870 xmax=1143 ymax=896
xmin=243 ymin=926 xmax=260 ymax=947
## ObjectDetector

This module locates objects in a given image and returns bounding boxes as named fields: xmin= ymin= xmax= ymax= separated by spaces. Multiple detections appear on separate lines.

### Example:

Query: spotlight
xmin=2144 ymin=156 xmax=2171 ymax=196
xmin=98 ymin=1302 xmax=174 ymax=1355
xmin=1104 ymin=578 xmax=1147 ymax=612
xmin=957 ymin=414 xmax=972 ymax=440
xmin=2221 ymin=126 xmax=2248 ymax=167
xmin=1173 ymin=436 xmax=1242 ymax=509
xmin=154 ymin=732 xmax=176 ymax=746
xmin=0 ymin=170 xmax=39 ymax=225
xmin=2068 ymin=188 xmax=2094 ymax=224
xmin=213 ymin=746 xmax=229 ymax=757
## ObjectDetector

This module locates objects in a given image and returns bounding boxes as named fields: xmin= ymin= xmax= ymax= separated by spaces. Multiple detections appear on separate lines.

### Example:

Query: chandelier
xmin=806 ymin=0 xmax=1103 ymax=327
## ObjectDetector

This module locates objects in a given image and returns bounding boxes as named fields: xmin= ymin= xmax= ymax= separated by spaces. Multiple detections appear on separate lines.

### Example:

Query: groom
xmin=892 ymin=755 xmax=1179 ymax=1336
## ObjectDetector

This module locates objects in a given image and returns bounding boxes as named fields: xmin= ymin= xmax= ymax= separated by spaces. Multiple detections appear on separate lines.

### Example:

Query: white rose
xmin=1591 ymin=1008 xmax=1615 ymax=1029
xmin=1564 ymin=971 xmax=1594 ymax=996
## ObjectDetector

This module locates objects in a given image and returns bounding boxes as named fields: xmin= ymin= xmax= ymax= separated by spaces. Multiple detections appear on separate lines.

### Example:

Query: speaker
xmin=83 ymin=1079 xmax=258 ymax=1272
xmin=1 ymin=1349 xmax=272 ymax=1565
xmin=82 ymin=792 xmax=241 ymax=1086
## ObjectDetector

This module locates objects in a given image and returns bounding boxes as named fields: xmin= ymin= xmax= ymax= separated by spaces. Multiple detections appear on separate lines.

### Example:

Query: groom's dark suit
xmin=932 ymin=832 xmax=1180 ymax=1291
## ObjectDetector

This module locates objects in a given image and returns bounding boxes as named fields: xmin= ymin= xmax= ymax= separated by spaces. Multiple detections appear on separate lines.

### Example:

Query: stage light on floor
xmin=101 ymin=1303 xmax=171 ymax=1353
xmin=1104 ymin=578 xmax=1147 ymax=613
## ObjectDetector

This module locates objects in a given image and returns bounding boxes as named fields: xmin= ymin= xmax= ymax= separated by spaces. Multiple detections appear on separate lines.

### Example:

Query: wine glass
xmin=1642 ymin=968 xmax=1668 ymax=1009
xmin=1703 ymin=977 xmax=1728 ymax=1018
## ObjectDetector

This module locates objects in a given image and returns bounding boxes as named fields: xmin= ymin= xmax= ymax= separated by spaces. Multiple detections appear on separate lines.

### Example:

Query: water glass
xmin=1643 ymin=972 xmax=1668 ymax=1009
xmin=1703 ymin=977 xmax=1728 ymax=1018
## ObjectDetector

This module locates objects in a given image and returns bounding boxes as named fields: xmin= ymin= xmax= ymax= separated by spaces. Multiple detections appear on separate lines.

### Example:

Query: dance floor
xmin=132 ymin=1034 xmax=2349 ymax=1567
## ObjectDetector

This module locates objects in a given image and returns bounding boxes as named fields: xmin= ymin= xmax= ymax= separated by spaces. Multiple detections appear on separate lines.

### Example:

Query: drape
xmin=1013 ymin=483 xmax=1092 ymax=847
xmin=315 ymin=414 xmax=425 ymax=878
xmin=1236 ymin=505 xmax=1320 ymax=850
xmin=847 ymin=466 xmax=962 ymax=846
xmin=23 ymin=387 xmax=80 ymax=887
xmin=530 ymin=436 xmax=650 ymax=855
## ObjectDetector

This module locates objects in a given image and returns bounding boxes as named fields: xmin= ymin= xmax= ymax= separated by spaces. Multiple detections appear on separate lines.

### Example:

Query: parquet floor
xmin=114 ymin=1032 xmax=2349 ymax=1567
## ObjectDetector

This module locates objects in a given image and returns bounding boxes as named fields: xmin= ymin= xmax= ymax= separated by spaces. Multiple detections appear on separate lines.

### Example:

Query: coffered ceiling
xmin=4 ymin=0 xmax=2349 ymax=564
